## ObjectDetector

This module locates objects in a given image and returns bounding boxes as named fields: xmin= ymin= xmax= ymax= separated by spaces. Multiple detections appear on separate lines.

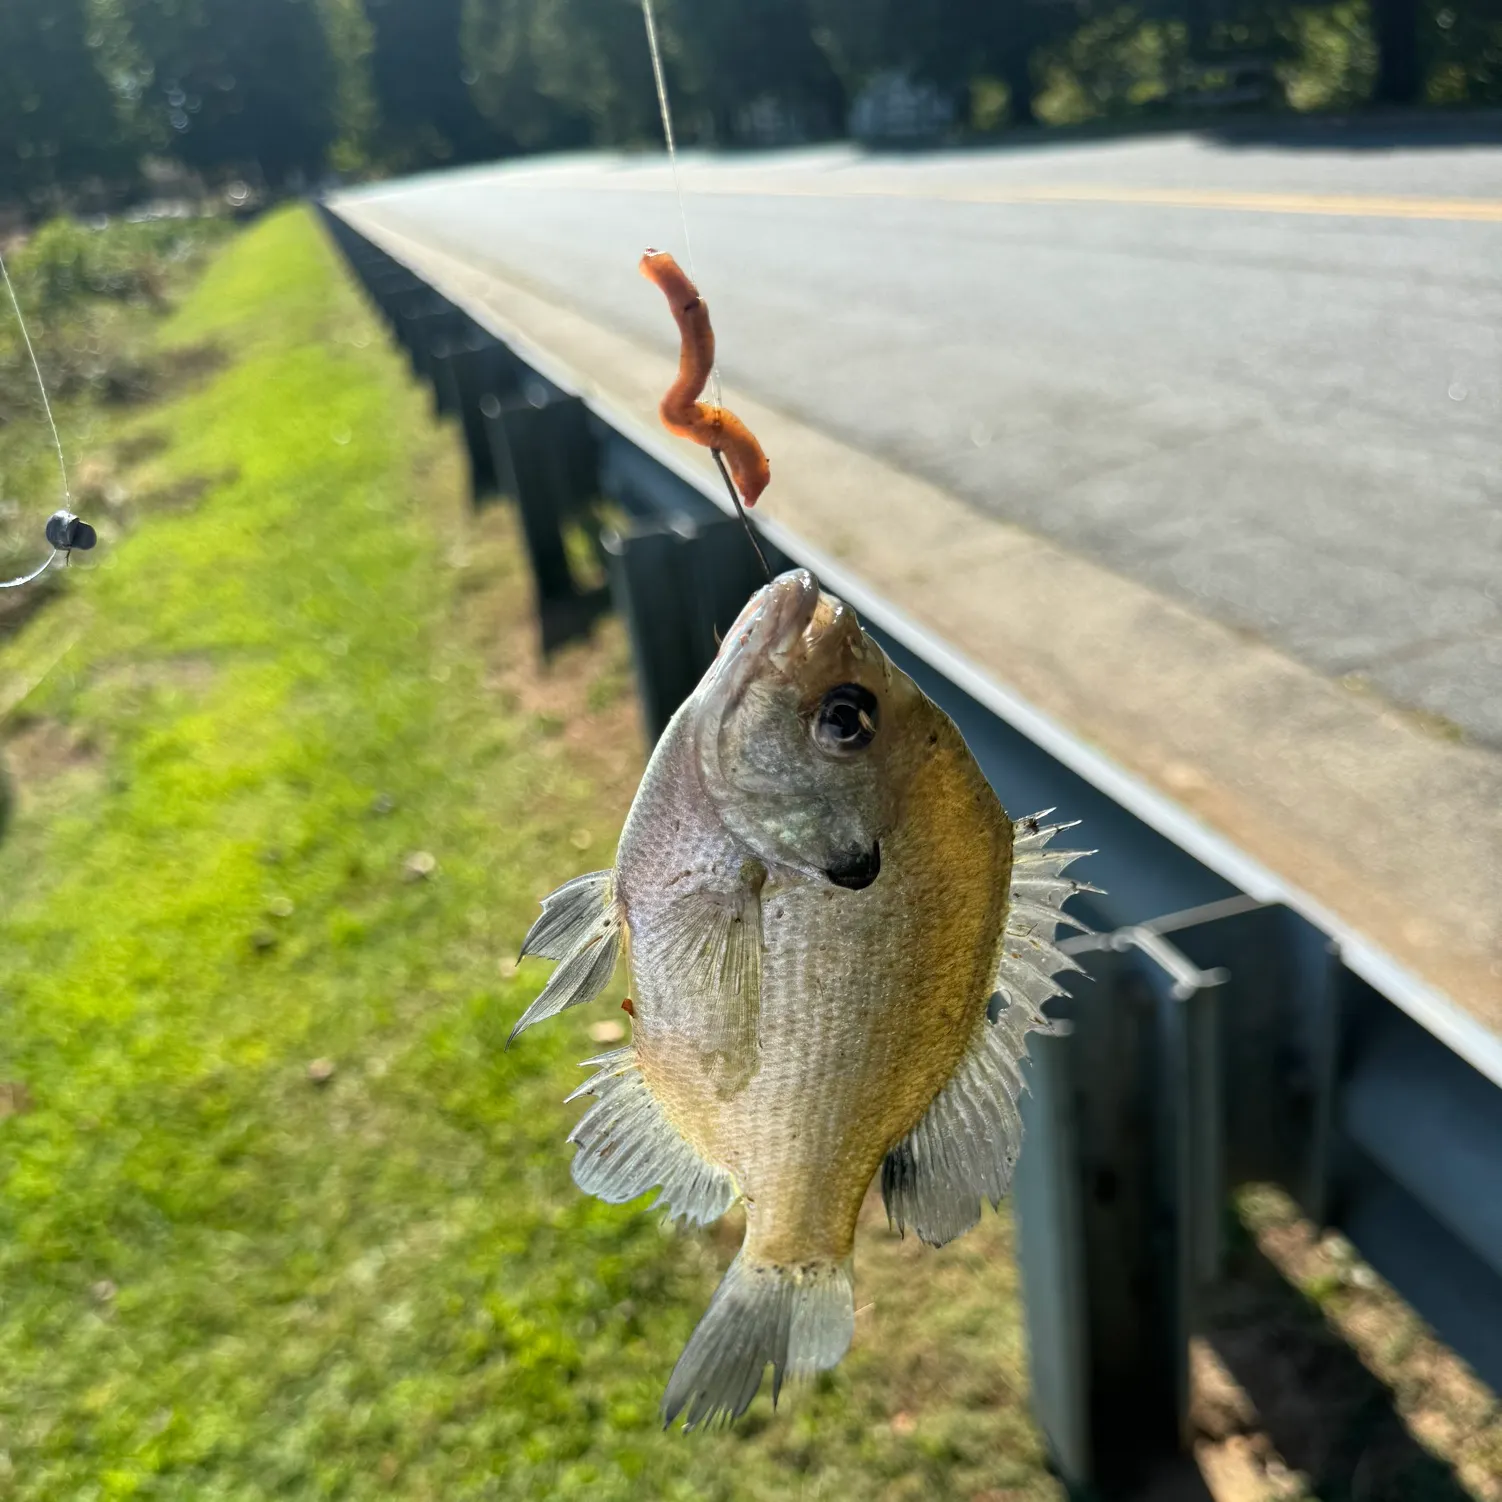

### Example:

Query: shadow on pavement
xmin=1199 ymin=109 xmax=1502 ymax=151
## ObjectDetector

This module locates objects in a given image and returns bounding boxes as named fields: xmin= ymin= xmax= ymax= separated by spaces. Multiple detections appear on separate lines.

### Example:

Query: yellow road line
xmin=940 ymin=184 xmax=1502 ymax=222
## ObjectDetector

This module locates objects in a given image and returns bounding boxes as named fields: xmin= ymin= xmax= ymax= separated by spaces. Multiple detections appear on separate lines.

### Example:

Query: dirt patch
xmin=3 ymin=716 xmax=103 ymax=833
xmin=47 ymin=449 xmax=235 ymax=550
xmin=1192 ymin=1187 xmax=1501 ymax=1502
xmin=135 ymin=467 xmax=238 ymax=515
xmin=454 ymin=500 xmax=643 ymax=827
xmin=102 ymin=340 xmax=227 ymax=409
xmin=94 ymin=654 xmax=217 ymax=696
xmin=70 ymin=454 xmax=130 ymax=515
xmin=0 ymin=1080 xmax=35 ymax=1119
xmin=154 ymin=340 xmax=228 ymax=394
xmin=3 ymin=717 xmax=102 ymax=787
xmin=113 ymin=428 xmax=171 ymax=469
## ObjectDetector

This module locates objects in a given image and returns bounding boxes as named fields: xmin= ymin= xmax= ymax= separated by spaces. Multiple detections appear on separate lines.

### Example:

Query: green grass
xmin=0 ymin=207 xmax=1054 ymax=1501
xmin=1 ymin=213 xmax=231 ymax=580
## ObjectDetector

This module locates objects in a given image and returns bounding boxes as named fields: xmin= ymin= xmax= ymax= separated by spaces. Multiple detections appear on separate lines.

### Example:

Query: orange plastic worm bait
xmin=639 ymin=249 xmax=771 ymax=508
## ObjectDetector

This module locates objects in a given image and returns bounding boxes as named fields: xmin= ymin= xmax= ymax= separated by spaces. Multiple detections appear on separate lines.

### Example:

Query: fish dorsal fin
xmin=511 ymin=870 xmax=624 ymax=1042
xmin=566 ymin=1047 xmax=738 ymax=1227
xmin=995 ymin=809 xmax=1098 ymax=1026
xmin=653 ymin=864 xmax=764 ymax=1075
xmin=882 ymin=813 xmax=1095 ymax=1247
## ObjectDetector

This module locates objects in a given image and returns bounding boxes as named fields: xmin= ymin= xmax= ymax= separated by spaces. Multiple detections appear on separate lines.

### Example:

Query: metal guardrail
xmin=317 ymin=202 xmax=1502 ymax=1496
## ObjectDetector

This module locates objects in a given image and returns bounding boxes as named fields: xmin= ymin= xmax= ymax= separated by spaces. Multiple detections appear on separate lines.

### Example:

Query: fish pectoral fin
xmin=662 ymin=1253 xmax=854 ymax=1430
xmin=566 ymin=1047 xmax=737 ymax=1227
xmin=510 ymin=870 xmax=624 ymax=1043
xmin=657 ymin=877 xmax=763 ymax=1063
xmin=520 ymin=869 xmax=616 ymax=960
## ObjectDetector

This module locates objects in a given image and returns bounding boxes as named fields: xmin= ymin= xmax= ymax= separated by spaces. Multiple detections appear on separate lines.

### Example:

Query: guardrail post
xmin=1159 ymin=900 xmax=1340 ymax=1222
xmin=428 ymin=336 xmax=463 ymax=419
xmin=1015 ymin=943 xmax=1194 ymax=1497
xmin=447 ymin=336 xmax=521 ymax=502
xmin=397 ymin=298 xmax=466 ymax=382
xmin=366 ymin=267 xmax=421 ymax=311
xmin=487 ymin=394 xmax=610 ymax=652
xmin=603 ymin=516 xmax=788 ymax=743
xmin=1011 ymin=1031 xmax=1090 ymax=1488
xmin=478 ymin=394 xmax=519 ymax=504
xmin=602 ymin=523 xmax=700 ymax=741
xmin=1016 ymin=899 xmax=1341 ymax=1496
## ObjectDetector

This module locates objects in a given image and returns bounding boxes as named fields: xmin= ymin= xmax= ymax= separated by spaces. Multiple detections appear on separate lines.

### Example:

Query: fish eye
xmin=813 ymin=683 xmax=879 ymax=755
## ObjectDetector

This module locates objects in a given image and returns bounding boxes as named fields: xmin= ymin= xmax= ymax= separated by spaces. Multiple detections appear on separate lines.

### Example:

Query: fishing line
xmin=713 ymin=449 xmax=770 ymax=579
xmin=0 ymin=551 xmax=63 ymax=591
xmin=1 ymin=247 xmax=72 ymax=508
xmin=640 ymin=0 xmax=718 ymax=412
xmin=0 ymin=245 xmax=96 ymax=586
xmin=640 ymin=0 xmax=770 ymax=583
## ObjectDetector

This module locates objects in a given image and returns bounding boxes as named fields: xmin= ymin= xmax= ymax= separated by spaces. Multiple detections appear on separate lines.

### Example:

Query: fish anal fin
xmin=662 ymin=1253 xmax=854 ymax=1429
xmin=881 ymin=1014 xmax=1030 ymax=1247
xmin=568 ymin=1047 xmax=737 ymax=1228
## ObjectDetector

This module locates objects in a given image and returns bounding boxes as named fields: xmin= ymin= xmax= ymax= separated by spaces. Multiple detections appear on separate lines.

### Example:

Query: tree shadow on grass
xmin=1199 ymin=1232 xmax=1477 ymax=1502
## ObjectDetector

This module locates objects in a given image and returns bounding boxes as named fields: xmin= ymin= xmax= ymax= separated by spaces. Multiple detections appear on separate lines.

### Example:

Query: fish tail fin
xmin=661 ymin=1253 xmax=854 ymax=1430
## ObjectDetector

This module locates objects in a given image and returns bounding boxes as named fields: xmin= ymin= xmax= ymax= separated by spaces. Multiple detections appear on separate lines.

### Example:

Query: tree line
xmin=2 ymin=0 xmax=1499 ymax=209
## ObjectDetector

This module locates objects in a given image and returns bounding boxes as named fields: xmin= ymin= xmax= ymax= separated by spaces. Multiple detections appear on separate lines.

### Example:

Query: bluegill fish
xmin=513 ymin=569 xmax=1090 ymax=1427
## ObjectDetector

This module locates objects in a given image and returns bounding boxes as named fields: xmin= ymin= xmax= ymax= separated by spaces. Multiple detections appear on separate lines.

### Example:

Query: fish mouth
xmin=697 ymin=566 xmax=880 ymax=769
xmin=713 ymin=568 xmax=869 ymax=685
xmin=706 ymin=569 xmax=821 ymax=692
xmin=743 ymin=569 xmax=820 ymax=656
xmin=761 ymin=569 xmax=828 ymax=671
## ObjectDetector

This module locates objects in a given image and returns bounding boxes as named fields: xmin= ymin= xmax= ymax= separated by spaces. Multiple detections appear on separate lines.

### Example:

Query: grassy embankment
xmin=0 ymin=216 xmax=231 ymax=584
xmin=0 ymin=206 xmax=1052 ymax=1501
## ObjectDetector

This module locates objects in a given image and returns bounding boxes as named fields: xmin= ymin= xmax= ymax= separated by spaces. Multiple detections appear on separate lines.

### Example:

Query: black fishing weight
xmin=44 ymin=510 xmax=97 ymax=553
xmin=0 ymin=510 xmax=97 ymax=591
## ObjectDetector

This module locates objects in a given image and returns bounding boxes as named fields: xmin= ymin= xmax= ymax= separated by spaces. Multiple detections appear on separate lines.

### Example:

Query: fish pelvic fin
xmin=510 ymin=870 xmax=624 ymax=1044
xmin=882 ymin=811 xmax=1096 ymax=1247
xmin=662 ymin=1253 xmax=854 ymax=1430
xmin=566 ymin=1047 xmax=737 ymax=1227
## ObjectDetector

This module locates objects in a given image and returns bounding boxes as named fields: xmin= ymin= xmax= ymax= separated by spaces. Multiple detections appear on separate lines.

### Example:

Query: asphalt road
xmin=347 ymin=123 xmax=1502 ymax=747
